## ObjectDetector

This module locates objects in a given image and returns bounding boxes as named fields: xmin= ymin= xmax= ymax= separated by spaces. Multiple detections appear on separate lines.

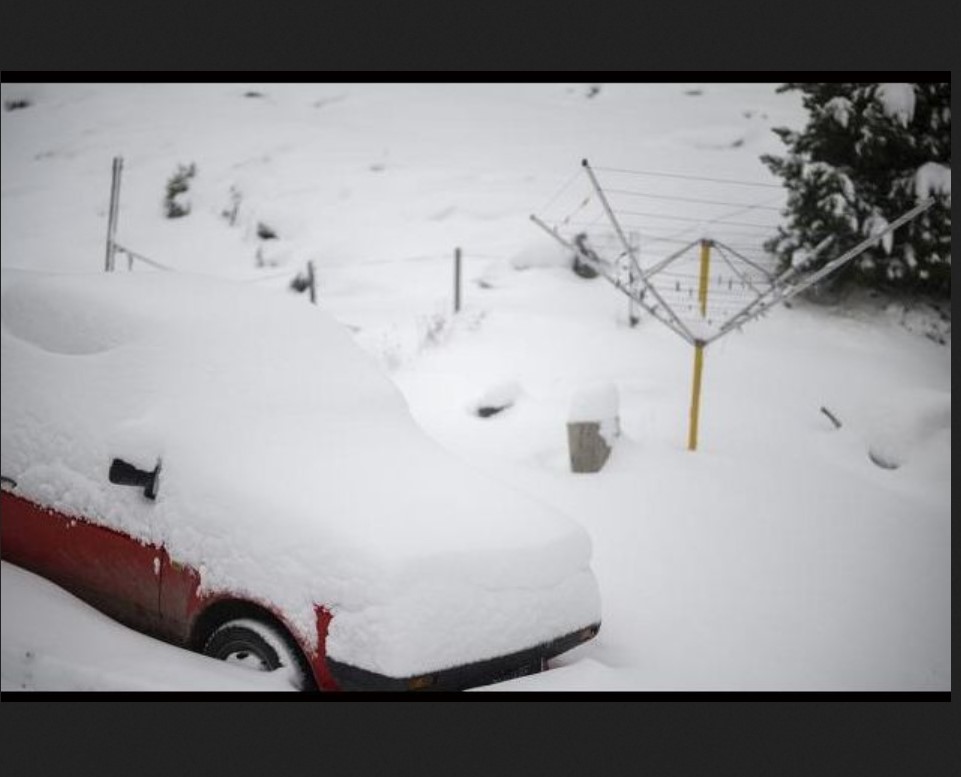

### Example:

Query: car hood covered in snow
xmin=1 ymin=270 xmax=600 ymax=676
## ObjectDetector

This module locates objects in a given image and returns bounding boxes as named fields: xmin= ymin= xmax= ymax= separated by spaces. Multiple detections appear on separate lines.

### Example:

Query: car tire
xmin=202 ymin=617 xmax=315 ymax=691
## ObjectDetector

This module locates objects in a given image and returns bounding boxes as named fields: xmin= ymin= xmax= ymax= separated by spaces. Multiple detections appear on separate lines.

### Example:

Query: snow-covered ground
xmin=1 ymin=82 xmax=950 ymax=692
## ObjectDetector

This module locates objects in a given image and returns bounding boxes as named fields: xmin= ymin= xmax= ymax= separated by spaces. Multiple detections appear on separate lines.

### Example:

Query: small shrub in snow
xmin=571 ymin=233 xmax=600 ymax=279
xmin=419 ymin=313 xmax=449 ymax=349
xmin=163 ymin=162 xmax=196 ymax=219
xmin=256 ymin=221 xmax=278 ymax=240
xmin=889 ymin=297 xmax=951 ymax=346
xmin=474 ymin=381 xmax=522 ymax=418
xmin=4 ymin=98 xmax=31 ymax=111
xmin=255 ymin=246 xmax=285 ymax=268
xmin=376 ymin=330 xmax=404 ymax=372
xmin=290 ymin=270 xmax=311 ymax=293
xmin=221 ymin=186 xmax=242 ymax=226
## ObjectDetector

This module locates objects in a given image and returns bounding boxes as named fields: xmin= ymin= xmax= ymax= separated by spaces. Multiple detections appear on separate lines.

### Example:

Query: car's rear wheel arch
xmin=190 ymin=598 xmax=318 ymax=691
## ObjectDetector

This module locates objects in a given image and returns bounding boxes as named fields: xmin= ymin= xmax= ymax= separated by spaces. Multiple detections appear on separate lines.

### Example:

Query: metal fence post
xmin=104 ymin=156 xmax=123 ymax=272
xmin=454 ymin=247 xmax=462 ymax=314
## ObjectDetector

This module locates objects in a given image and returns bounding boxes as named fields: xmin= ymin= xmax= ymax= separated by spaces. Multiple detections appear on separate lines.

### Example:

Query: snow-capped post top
xmin=569 ymin=383 xmax=619 ymax=425
xmin=568 ymin=383 xmax=620 ymax=473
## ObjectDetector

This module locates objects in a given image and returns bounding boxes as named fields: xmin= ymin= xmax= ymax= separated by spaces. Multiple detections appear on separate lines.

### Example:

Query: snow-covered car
xmin=0 ymin=270 xmax=601 ymax=691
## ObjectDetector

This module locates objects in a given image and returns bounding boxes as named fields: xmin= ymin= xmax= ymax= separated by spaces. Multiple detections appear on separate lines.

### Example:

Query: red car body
xmin=1 ymin=489 xmax=341 ymax=690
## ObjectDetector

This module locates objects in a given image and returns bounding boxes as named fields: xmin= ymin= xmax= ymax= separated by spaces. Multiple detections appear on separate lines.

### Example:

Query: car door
xmin=155 ymin=551 xmax=202 ymax=645
xmin=1 ymin=482 xmax=163 ymax=636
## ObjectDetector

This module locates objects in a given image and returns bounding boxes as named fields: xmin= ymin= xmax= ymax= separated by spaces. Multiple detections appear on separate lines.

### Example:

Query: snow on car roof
xmin=1 ymin=270 xmax=600 ymax=675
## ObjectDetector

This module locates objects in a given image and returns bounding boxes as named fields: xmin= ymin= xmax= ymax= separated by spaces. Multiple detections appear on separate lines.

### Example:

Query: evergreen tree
xmin=762 ymin=82 xmax=950 ymax=299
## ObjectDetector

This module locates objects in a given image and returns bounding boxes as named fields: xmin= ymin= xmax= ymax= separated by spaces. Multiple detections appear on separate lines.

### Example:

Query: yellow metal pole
xmin=698 ymin=239 xmax=711 ymax=317
xmin=688 ymin=239 xmax=711 ymax=450
xmin=688 ymin=341 xmax=705 ymax=451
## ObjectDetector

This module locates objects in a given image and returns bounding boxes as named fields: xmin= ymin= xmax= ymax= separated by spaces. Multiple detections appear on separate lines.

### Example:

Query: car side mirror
xmin=109 ymin=458 xmax=161 ymax=500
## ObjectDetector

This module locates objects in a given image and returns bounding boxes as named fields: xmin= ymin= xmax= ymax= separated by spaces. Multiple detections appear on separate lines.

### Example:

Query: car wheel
xmin=202 ymin=617 xmax=315 ymax=691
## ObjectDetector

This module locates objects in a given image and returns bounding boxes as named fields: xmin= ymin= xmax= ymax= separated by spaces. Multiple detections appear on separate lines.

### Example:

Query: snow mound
xmin=1 ymin=270 xmax=601 ymax=677
xmin=510 ymin=242 xmax=570 ymax=271
xmin=864 ymin=389 xmax=951 ymax=470
xmin=2 ymin=274 xmax=151 ymax=354
xmin=473 ymin=380 xmax=523 ymax=417
xmin=569 ymin=383 xmax=619 ymax=423
xmin=569 ymin=383 xmax=620 ymax=448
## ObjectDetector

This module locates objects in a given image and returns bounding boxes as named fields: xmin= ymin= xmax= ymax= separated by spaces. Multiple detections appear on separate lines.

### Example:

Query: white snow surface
xmin=1 ymin=83 xmax=950 ymax=692
xmin=569 ymin=384 xmax=621 ymax=448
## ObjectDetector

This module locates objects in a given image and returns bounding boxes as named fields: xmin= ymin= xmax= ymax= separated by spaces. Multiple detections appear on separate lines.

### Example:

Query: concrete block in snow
xmin=567 ymin=383 xmax=619 ymax=473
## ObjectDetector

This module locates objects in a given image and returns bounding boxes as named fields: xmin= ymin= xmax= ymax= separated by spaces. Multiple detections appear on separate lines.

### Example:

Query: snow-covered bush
xmin=762 ymin=83 xmax=950 ymax=298
xmin=419 ymin=312 xmax=450 ymax=349
xmin=256 ymin=221 xmax=278 ymax=240
xmin=163 ymin=162 xmax=197 ymax=219
xmin=221 ymin=185 xmax=242 ymax=226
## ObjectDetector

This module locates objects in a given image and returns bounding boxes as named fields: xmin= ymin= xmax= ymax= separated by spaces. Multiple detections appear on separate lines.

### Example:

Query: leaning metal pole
xmin=581 ymin=159 xmax=697 ymax=344
xmin=583 ymin=158 xmax=719 ymax=450
xmin=529 ymin=214 xmax=695 ymax=344
xmin=706 ymin=197 xmax=936 ymax=346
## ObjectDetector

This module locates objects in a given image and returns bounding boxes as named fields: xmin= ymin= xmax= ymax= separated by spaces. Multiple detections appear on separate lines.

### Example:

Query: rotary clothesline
xmin=531 ymin=158 xmax=936 ymax=450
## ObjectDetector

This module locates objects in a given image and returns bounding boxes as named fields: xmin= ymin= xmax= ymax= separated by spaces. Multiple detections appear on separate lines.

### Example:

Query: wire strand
xmin=604 ymin=188 xmax=782 ymax=211
xmin=593 ymin=166 xmax=783 ymax=189
xmin=537 ymin=168 xmax=584 ymax=214
xmin=113 ymin=244 xmax=173 ymax=271
xmin=613 ymin=209 xmax=778 ymax=229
